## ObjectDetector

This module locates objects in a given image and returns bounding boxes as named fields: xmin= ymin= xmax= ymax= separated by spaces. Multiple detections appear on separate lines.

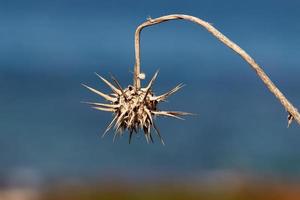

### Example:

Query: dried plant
xmin=84 ymin=14 xmax=300 ymax=144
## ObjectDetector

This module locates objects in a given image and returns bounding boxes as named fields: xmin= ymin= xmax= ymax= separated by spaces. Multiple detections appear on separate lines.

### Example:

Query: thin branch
xmin=134 ymin=14 xmax=300 ymax=125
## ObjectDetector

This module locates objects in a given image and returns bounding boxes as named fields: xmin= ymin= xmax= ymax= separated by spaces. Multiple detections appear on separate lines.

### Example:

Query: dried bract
xmin=83 ymin=71 xmax=191 ymax=144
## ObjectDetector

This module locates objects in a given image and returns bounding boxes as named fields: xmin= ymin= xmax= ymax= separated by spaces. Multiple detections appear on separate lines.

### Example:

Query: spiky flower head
xmin=83 ymin=71 xmax=191 ymax=144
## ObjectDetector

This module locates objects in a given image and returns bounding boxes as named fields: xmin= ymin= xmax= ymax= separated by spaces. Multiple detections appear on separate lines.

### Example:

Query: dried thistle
xmin=83 ymin=71 xmax=191 ymax=144
xmin=84 ymin=14 xmax=300 ymax=145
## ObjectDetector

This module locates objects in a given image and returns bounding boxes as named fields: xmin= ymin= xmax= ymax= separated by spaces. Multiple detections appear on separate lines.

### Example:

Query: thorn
xmin=151 ymin=111 xmax=185 ymax=120
xmin=146 ymin=70 xmax=159 ymax=88
xmin=92 ymin=106 xmax=115 ymax=112
xmin=114 ymin=111 xmax=127 ymax=129
xmin=82 ymin=83 xmax=117 ymax=102
xmin=109 ymin=73 xmax=123 ymax=91
xmin=113 ymin=131 xmax=119 ymax=143
xmin=149 ymin=133 xmax=154 ymax=143
xmin=144 ymin=133 xmax=150 ymax=144
xmin=109 ymin=73 xmax=128 ymax=100
xmin=154 ymin=83 xmax=185 ymax=102
xmin=129 ymin=130 xmax=133 ymax=144
xmin=94 ymin=72 xmax=122 ymax=95
xmin=81 ymin=101 xmax=119 ymax=108
xmin=153 ymin=122 xmax=165 ymax=145
xmin=102 ymin=115 xmax=118 ymax=138
xmin=145 ymin=108 xmax=153 ymax=125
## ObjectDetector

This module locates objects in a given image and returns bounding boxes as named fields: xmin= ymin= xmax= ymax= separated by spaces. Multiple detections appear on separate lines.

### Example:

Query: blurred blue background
xmin=1 ymin=0 xmax=300 ymax=187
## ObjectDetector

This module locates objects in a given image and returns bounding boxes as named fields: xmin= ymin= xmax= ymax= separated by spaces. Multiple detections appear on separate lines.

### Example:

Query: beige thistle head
xmin=82 ymin=71 xmax=191 ymax=144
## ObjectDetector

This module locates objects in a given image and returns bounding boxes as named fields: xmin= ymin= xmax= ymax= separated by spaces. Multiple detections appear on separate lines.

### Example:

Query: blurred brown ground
xmin=2 ymin=176 xmax=300 ymax=200
xmin=39 ymin=180 xmax=300 ymax=200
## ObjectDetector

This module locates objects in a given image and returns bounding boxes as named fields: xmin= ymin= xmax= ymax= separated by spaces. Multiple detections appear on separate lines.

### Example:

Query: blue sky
xmin=1 ymin=0 xmax=300 ymax=182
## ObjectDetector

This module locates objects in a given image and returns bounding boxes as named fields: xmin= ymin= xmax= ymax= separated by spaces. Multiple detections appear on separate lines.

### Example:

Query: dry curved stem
xmin=134 ymin=14 xmax=300 ymax=126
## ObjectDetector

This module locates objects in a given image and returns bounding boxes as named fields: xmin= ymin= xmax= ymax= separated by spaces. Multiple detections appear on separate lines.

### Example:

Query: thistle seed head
xmin=83 ymin=71 xmax=191 ymax=144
